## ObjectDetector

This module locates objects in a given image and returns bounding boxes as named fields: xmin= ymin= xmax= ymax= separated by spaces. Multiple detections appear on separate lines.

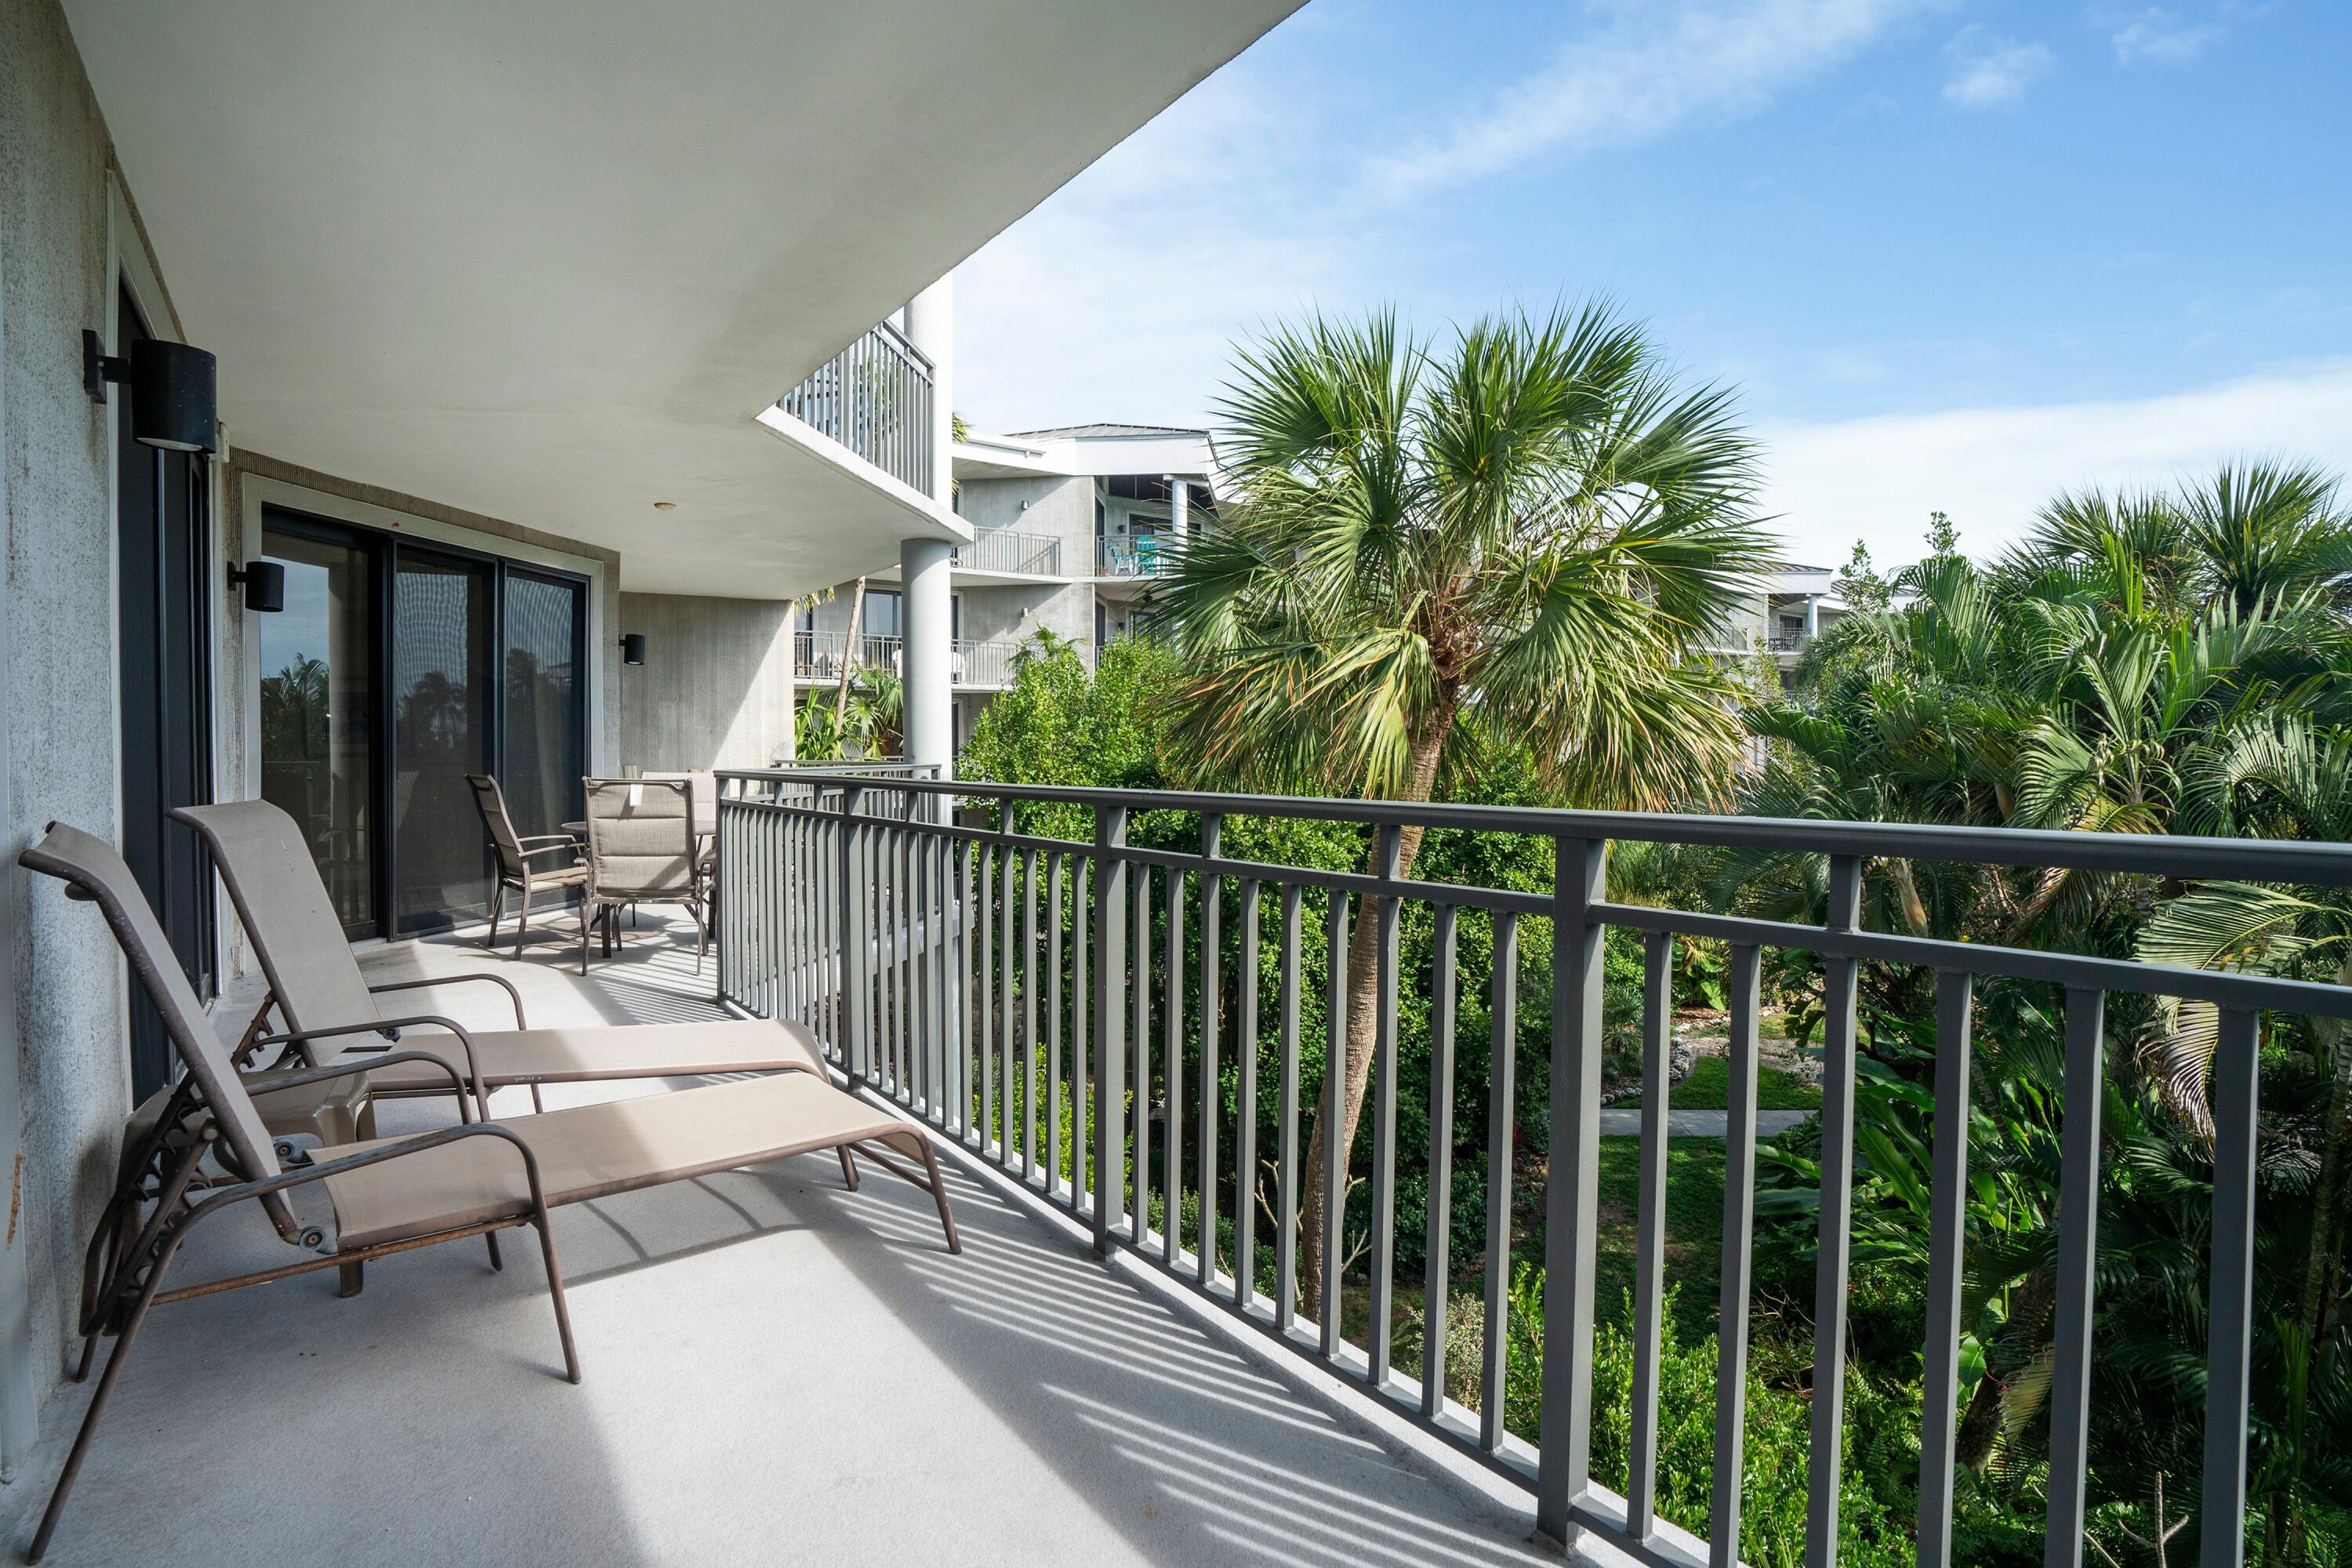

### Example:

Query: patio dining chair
xmin=581 ymin=776 xmax=709 ymax=976
xmin=640 ymin=769 xmax=720 ymax=906
xmin=15 ymin=818 xmax=960 ymax=1565
xmin=466 ymin=773 xmax=587 ymax=958
xmin=173 ymin=800 xmax=825 ymax=1120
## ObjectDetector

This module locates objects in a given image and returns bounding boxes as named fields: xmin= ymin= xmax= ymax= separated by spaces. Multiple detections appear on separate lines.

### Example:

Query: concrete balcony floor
xmin=5 ymin=907 xmax=1563 ymax=1567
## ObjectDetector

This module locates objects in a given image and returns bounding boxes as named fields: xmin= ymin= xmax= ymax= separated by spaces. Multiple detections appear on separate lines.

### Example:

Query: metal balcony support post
xmin=1535 ymin=836 xmax=1608 ymax=1546
xmin=839 ymin=783 xmax=866 ymax=1085
xmin=1091 ymin=805 xmax=1129 ymax=1254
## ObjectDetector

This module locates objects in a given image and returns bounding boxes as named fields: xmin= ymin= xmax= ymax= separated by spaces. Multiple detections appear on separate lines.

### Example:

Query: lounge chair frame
xmin=16 ymin=822 xmax=960 ymax=1565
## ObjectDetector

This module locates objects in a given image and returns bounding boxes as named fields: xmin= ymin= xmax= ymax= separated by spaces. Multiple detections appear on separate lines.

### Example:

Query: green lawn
xmin=1617 ymin=1055 xmax=1820 ymax=1112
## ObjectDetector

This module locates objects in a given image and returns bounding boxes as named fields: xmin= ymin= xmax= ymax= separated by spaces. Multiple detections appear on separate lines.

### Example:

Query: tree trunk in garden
xmin=1297 ymin=703 xmax=1454 ymax=1320
xmin=837 ymin=577 xmax=866 ymax=729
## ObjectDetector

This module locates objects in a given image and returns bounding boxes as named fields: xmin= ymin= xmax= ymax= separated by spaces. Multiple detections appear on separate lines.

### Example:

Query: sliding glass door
xmin=258 ymin=524 xmax=378 ymax=936
xmin=260 ymin=508 xmax=589 ymax=938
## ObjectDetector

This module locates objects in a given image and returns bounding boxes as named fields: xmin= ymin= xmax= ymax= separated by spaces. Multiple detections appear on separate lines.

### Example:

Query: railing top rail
xmin=710 ymin=770 xmax=2352 ymax=886
xmin=868 ymin=316 xmax=934 ymax=375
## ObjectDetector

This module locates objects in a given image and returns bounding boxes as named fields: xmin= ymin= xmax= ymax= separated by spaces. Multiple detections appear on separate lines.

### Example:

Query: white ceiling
xmin=66 ymin=0 xmax=1299 ymax=596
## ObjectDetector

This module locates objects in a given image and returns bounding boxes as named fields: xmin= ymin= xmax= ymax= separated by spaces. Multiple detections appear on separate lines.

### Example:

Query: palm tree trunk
xmin=1298 ymin=707 xmax=1454 ymax=1320
xmin=837 ymin=577 xmax=866 ymax=728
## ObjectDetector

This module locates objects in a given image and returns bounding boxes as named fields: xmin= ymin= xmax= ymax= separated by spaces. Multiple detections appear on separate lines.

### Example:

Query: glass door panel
xmin=392 ymin=548 xmax=494 ymax=932
xmin=260 ymin=528 xmax=378 ymax=936
xmin=501 ymin=569 xmax=584 ymax=841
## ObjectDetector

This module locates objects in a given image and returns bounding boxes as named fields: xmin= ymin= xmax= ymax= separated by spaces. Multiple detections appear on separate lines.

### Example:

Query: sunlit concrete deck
xmin=4 ymin=909 xmax=1571 ymax=1567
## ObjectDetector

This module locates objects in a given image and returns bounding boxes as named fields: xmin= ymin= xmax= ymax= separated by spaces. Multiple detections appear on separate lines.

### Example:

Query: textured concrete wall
xmin=618 ymin=592 xmax=798 ymax=769
xmin=0 ymin=0 xmax=134 ymax=1463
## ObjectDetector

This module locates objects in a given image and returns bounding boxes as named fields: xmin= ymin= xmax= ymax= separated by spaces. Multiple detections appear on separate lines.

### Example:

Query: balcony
xmin=776 ymin=321 xmax=937 ymax=497
xmin=953 ymin=530 xmax=1065 ymax=578
xmin=709 ymin=773 xmax=2345 ymax=1568
xmin=793 ymin=630 xmax=1022 ymax=691
xmin=2 ymin=909 xmax=1553 ymax=1566
xmin=1097 ymin=537 xmax=1171 ymax=579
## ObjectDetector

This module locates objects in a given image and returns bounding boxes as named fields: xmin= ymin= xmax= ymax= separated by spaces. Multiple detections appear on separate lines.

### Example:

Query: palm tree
xmin=1160 ymin=303 xmax=1773 ymax=1313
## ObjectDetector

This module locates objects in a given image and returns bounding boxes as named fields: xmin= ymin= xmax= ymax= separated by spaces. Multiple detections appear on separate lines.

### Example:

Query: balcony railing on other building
xmin=777 ymin=320 xmax=935 ymax=495
xmin=712 ymin=774 xmax=2343 ymax=1568
xmin=793 ymin=629 xmax=1020 ymax=690
xmin=954 ymin=530 xmax=1063 ymax=576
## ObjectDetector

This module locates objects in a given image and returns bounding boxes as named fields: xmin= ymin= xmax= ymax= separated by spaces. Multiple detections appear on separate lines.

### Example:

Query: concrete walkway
xmin=1598 ymin=1108 xmax=1813 ymax=1138
xmin=5 ymin=909 xmax=1566 ymax=1568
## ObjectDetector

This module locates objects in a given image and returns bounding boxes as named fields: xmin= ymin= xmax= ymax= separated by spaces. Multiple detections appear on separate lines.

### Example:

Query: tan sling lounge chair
xmin=173 ymin=799 xmax=821 ymax=1122
xmin=16 ymin=821 xmax=959 ymax=1565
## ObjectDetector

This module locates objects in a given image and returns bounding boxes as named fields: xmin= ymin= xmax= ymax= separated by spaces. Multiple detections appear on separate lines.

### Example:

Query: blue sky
xmin=954 ymin=0 xmax=2352 ymax=567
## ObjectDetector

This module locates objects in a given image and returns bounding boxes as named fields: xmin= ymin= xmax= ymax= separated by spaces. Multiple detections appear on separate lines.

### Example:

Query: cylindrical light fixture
xmin=82 ymin=330 xmax=218 ymax=452
xmin=619 ymin=633 xmax=648 ymax=666
xmin=227 ymin=560 xmax=285 ymax=613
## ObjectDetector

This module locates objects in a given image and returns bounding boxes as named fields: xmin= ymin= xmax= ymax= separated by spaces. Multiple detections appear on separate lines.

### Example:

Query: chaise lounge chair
xmin=15 ymin=820 xmax=960 ymax=1564
xmin=173 ymin=799 xmax=822 ymax=1123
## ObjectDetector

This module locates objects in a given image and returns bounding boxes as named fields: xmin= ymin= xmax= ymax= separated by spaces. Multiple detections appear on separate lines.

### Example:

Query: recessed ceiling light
xmin=653 ymin=500 xmax=677 ymax=510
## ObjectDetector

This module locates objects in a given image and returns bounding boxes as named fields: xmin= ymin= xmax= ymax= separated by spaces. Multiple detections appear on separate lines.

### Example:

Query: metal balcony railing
xmin=777 ymin=320 xmax=935 ymax=495
xmin=711 ymin=775 xmax=2345 ymax=1568
xmin=794 ymin=630 xmax=1018 ymax=689
xmin=953 ymin=530 xmax=1063 ymax=575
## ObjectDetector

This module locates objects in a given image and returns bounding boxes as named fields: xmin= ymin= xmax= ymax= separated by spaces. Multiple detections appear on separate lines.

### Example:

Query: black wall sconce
xmin=83 ymin=330 xmax=218 ymax=453
xmin=228 ymin=560 xmax=285 ymax=614
xmin=619 ymin=633 xmax=648 ymax=666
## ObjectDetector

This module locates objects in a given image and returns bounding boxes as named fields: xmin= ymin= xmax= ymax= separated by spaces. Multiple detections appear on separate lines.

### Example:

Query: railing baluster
xmin=1918 ymin=971 xmax=1974 ymax=1568
xmin=1047 ymin=851 xmax=1065 ymax=1198
xmin=979 ymin=834 xmax=996 ymax=1152
xmin=1421 ymin=903 xmax=1458 ymax=1420
xmin=1091 ymin=809 xmax=1128 ymax=1253
xmin=1367 ymin=825 xmax=1403 ymax=1390
xmin=2203 ymin=1007 xmax=2260 ymax=1568
xmin=1319 ymin=888 xmax=1348 ymax=1360
xmin=1197 ymin=815 xmax=1223 ymax=1288
xmin=1275 ymin=883 xmax=1304 ymax=1334
xmin=1132 ymin=866 xmax=1152 ymax=1250
xmin=1023 ymin=844 xmax=1039 ymax=1183
xmin=1627 ymin=930 xmax=1674 ymax=1538
xmin=1481 ymin=912 xmax=1519 ymax=1455
xmin=1710 ymin=943 xmax=1762 ymax=1566
xmin=1164 ymin=861 xmax=1186 ymax=1269
xmin=1804 ymin=853 xmax=1863 ymax=1568
xmin=1000 ymin=804 xmax=1019 ymax=1167
xmin=1074 ymin=857 xmax=1091 ymax=1214
xmin=1234 ymin=879 xmax=1261 ymax=1312
xmin=956 ymin=837 xmax=975 ymax=1142
xmin=2044 ymin=986 xmax=2107 ymax=1568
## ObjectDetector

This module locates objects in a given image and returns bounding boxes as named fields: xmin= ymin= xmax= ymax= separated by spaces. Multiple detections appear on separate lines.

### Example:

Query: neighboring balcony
xmin=776 ymin=320 xmax=936 ymax=496
xmin=952 ymin=530 xmax=1065 ymax=579
xmin=1096 ymin=537 xmax=1172 ymax=579
xmin=793 ymin=630 xmax=1020 ymax=691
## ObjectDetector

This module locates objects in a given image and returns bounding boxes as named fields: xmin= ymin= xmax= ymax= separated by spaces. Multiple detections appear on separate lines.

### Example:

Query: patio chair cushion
xmin=320 ymin=1074 xmax=923 ymax=1250
xmin=340 ymin=1017 xmax=827 ymax=1094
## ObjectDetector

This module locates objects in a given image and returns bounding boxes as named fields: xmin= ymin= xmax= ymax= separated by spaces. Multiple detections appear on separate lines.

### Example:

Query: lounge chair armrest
xmin=246 ymin=1049 xmax=477 ymax=1120
xmin=187 ymin=1119 xmax=554 ymax=1246
xmin=256 ymin=1014 xmax=491 ymax=1120
xmin=367 ymin=971 xmax=528 ymax=1029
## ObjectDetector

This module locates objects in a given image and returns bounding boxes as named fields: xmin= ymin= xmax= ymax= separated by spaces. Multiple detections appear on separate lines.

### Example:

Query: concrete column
xmin=902 ymin=537 xmax=954 ymax=778
xmin=904 ymin=274 xmax=954 ymax=505
xmin=1804 ymin=594 xmax=1820 ymax=638
xmin=1167 ymin=473 xmax=1189 ymax=543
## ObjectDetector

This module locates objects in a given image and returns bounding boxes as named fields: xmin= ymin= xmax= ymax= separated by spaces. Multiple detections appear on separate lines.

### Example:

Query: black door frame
xmin=258 ymin=504 xmax=592 ymax=939
xmin=115 ymin=285 xmax=216 ymax=1100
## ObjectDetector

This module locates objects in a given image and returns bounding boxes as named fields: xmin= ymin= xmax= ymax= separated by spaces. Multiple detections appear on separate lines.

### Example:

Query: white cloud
xmin=1941 ymin=27 xmax=2054 ymax=107
xmin=2112 ymin=10 xmax=2220 ymax=64
xmin=1757 ymin=361 xmax=2352 ymax=568
xmin=1363 ymin=0 xmax=1934 ymax=201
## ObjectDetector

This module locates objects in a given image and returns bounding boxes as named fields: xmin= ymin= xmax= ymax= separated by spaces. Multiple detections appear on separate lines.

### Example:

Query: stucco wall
xmin=617 ymin=592 xmax=799 ymax=769
xmin=0 ymin=0 xmax=133 ymax=1468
